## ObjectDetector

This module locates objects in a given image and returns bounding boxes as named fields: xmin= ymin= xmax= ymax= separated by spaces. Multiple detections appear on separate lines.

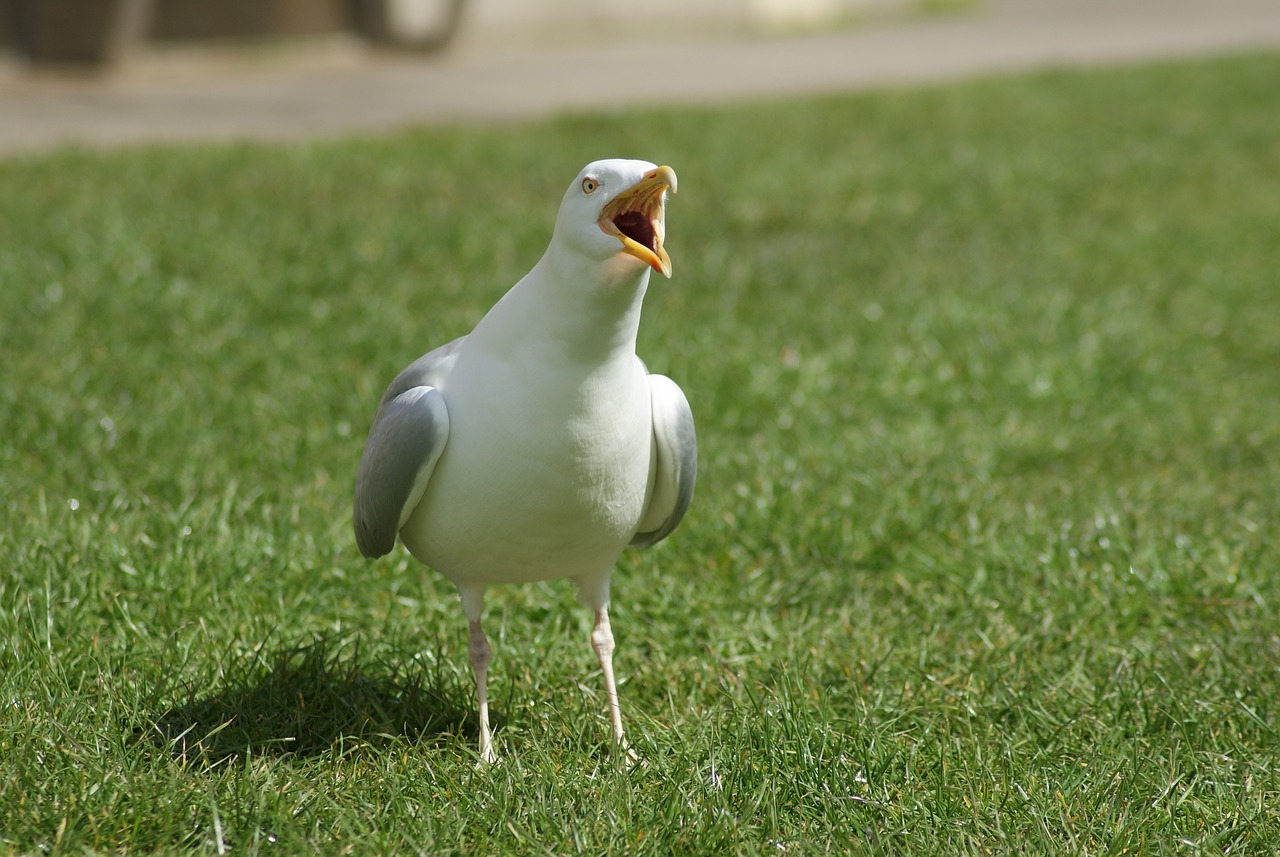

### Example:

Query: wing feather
xmin=353 ymin=337 xmax=465 ymax=558
xmin=630 ymin=373 xmax=696 ymax=549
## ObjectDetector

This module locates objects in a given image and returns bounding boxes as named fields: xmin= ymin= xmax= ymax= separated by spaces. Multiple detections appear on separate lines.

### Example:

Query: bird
xmin=353 ymin=159 xmax=696 ymax=763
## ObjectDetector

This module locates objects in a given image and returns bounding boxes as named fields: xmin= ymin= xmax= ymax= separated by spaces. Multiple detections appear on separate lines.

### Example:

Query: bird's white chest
xmin=399 ymin=350 xmax=654 ymax=584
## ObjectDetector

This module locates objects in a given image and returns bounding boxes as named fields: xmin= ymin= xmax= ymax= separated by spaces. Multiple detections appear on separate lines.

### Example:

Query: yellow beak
xmin=598 ymin=165 xmax=677 ymax=277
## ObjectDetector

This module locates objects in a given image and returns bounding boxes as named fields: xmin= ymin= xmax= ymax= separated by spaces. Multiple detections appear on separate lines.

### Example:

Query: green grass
xmin=3 ymin=51 xmax=1280 ymax=854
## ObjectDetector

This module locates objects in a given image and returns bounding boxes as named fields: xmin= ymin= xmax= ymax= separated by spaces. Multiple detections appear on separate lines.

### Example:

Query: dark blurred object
xmin=151 ymin=0 xmax=348 ymax=41
xmin=2 ymin=0 xmax=465 ymax=68
xmin=7 ymin=0 xmax=154 ymax=65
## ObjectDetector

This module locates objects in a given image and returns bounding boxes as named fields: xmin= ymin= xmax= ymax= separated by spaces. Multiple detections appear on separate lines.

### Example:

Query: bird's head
xmin=553 ymin=159 xmax=677 ymax=279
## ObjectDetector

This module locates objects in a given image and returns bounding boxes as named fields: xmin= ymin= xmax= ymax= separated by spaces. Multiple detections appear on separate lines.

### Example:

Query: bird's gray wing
xmin=377 ymin=335 xmax=465 ymax=407
xmin=353 ymin=337 xmax=464 ymax=558
xmin=630 ymin=373 xmax=696 ymax=549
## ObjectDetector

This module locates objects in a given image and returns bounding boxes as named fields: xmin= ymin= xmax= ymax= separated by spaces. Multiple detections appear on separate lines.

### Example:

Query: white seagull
xmin=353 ymin=159 xmax=696 ymax=763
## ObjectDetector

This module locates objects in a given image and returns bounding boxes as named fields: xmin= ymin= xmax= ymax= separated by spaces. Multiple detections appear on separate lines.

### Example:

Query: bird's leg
xmin=590 ymin=605 xmax=632 ymax=757
xmin=458 ymin=585 xmax=497 ymax=764
xmin=468 ymin=619 xmax=497 ymax=764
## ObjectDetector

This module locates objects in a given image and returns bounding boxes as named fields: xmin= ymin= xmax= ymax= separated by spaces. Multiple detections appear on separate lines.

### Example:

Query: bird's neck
xmin=478 ymin=248 xmax=650 ymax=365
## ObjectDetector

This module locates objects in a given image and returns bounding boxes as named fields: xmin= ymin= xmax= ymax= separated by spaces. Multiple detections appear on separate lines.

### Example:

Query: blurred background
xmin=0 ymin=0 xmax=919 ymax=66
xmin=0 ymin=0 xmax=1277 ymax=155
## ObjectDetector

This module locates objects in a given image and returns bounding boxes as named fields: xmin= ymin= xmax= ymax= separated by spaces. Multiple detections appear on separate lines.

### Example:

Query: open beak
xmin=598 ymin=165 xmax=677 ymax=277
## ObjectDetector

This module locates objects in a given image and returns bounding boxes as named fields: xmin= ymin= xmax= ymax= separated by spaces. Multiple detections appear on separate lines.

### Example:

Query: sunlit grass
xmin=2 ymin=51 xmax=1279 ymax=854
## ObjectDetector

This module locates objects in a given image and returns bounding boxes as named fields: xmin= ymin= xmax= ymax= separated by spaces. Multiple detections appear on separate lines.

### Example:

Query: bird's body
xmin=400 ymin=266 xmax=655 ymax=586
xmin=354 ymin=159 xmax=695 ymax=762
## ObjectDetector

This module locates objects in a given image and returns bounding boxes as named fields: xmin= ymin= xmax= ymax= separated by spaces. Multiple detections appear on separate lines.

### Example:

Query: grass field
xmin=2 ymin=51 xmax=1279 ymax=854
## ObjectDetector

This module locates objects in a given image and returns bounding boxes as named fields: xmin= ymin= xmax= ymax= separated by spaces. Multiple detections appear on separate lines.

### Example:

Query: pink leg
xmin=590 ymin=606 xmax=627 ymax=749
xmin=468 ymin=619 xmax=496 ymax=764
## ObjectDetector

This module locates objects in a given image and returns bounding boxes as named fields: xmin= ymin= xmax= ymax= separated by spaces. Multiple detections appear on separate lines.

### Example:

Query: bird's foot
xmin=476 ymin=746 xmax=500 ymax=769
xmin=615 ymin=738 xmax=644 ymax=770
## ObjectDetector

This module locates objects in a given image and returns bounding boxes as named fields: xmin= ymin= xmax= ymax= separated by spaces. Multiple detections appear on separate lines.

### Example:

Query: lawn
xmin=2 ymin=51 xmax=1279 ymax=854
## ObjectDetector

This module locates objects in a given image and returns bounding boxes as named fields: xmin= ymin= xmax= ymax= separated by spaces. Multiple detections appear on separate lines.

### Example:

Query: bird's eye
xmin=581 ymin=177 xmax=599 ymax=194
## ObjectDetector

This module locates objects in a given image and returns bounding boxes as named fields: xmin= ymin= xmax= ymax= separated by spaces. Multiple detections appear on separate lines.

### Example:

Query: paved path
xmin=1 ymin=0 xmax=1277 ymax=156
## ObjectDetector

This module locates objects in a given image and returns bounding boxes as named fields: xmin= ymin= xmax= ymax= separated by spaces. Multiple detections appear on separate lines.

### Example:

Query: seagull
xmin=353 ymin=159 xmax=696 ymax=763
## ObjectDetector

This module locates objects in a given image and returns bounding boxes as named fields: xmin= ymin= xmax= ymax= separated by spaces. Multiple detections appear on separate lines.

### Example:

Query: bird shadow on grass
xmin=133 ymin=632 xmax=491 ymax=766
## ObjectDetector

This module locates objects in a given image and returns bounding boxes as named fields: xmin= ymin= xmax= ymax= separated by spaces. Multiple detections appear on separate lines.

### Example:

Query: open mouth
xmin=598 ymin=165 xmax=676 ymax=277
